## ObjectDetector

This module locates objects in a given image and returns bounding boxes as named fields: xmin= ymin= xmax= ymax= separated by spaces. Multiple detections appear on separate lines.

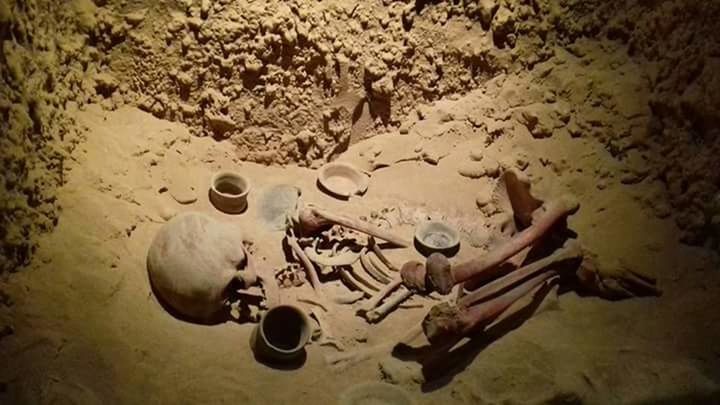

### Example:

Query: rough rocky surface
xmin=0 ymin=0 xmax=103 ymax=274
xmin=3 ymin=0 xmax=718 ymax=272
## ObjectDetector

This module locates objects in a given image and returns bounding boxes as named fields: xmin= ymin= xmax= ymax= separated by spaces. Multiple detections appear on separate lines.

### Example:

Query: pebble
xmin=158 ymin=205 xmax=177 ymax=221
xmin=170 ymin=186 xmax=197 ymax=205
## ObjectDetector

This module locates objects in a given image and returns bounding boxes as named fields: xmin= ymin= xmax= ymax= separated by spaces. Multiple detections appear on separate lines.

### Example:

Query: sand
xmin=0 ymin=97 xmax=718 ymax=403
xmin=2 ymin=0 xmax=720 ymax=404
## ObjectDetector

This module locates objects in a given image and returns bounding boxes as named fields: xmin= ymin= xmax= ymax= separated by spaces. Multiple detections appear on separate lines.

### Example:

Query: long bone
xmin=365 ymin=287 xmax=414 ymax=322
xmin=325 ymin=324 xmax=423 ymax=370
xmin=458 ymin=240 xmax=583 ymax=308
xmin=298 ymin=205 xmax=411 ymax=247
xmin=425 ymin=195 xmax=579 ymax=294
xmin=287 ymin=233 xmax=323 ymax=294
xmin=362 ymin=278 xmax=403 ymax=313
xmin=422 ymin=270 xmax=557 ymax=343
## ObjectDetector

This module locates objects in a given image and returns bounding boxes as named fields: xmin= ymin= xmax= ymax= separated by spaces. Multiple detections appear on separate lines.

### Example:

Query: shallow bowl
xmin=317 ymin=162 xmax=369 ymax=199
xmin=414 ymin=220 xmax=460 ymax=257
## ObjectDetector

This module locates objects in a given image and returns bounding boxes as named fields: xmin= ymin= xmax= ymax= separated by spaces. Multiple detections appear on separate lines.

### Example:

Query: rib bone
xmin=350 ymin=258 xmax=385 ymax=291
xmin=369 ymin=236 xmax=399 ymax=271
xmin=360 ymin=249 xmax=392 ymax=284
xmin=338 ymin=268 xmax=375 ymax=296
xmin=427 ymin=195 xmax=579 ymax=294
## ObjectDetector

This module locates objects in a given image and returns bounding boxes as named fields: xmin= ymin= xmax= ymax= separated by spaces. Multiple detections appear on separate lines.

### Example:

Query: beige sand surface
xmin=1 ymin=102 xmax=719 ymax=404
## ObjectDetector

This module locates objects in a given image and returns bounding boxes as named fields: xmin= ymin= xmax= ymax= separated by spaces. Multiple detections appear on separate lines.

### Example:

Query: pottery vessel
xmin=251 ymin=305 xmax=312 ymax=362
xmin=317 ymin=162 xmax=369 ymax=199
xmin=210 ymin=171 xmax=251 ymax=214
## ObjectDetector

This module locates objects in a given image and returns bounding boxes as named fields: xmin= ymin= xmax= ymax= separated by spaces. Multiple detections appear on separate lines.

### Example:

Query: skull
xmin=147 ymin=212 xmax=255 ymax=321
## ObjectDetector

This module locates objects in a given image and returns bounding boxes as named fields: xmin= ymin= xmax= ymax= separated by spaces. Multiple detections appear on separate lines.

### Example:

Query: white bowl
xmin=414 ymin=220 xmax=460 ymax=256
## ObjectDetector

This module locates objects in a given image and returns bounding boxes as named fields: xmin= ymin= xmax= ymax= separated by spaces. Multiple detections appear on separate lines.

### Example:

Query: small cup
xmin=251 ymin=305 xmax=312 ymax=363
xmin=414 ymin=220 xmax=460 ymax=257
xmin=209 ymin=171 xmax=250 ymax=214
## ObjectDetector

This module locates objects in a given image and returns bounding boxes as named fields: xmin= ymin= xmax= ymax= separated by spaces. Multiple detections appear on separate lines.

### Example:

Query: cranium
xmin=147 ymin=212 xmax=256 ymax=321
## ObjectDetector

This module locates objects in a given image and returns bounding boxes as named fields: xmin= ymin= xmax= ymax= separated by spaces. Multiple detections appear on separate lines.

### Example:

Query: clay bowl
xmin=209 ymin=171 xmax=251 ymax=214
xmin=317 ymin=162 xmax=369 ymax=199
xmin=338 ymin=382 xmax=416 ymax=405
xmin=251 ymin=305 xmax=312 ymax=364
xmin=414 ymin=220 xmax=460 ymax=257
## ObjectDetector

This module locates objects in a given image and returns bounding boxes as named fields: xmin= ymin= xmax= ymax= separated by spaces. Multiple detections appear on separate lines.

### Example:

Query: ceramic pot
xmin=209 ymin=171 xmax=251 ymax=214
xmin=251 ymin=305 xmax=312 ymax=362
xmin=414 ymin=220 xmax=460 ymax=257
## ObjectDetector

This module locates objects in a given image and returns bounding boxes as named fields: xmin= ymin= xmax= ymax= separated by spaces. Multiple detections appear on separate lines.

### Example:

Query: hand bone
xmin=576 ymin=253 xmax=661 ymax=299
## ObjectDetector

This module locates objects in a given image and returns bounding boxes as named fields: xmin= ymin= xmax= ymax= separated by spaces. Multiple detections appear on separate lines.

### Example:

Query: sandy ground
xmin=1 ymin=104 xmax=720 ymax=404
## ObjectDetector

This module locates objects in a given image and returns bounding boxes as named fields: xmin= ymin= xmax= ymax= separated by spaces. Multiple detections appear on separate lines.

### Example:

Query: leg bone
xmin=426 ymin=196 xmax=579 ymax=294
xmin=458 ymin=240 xmax=583 ymax=308
xmin=422 ymin=270 xmax=557 ymax=343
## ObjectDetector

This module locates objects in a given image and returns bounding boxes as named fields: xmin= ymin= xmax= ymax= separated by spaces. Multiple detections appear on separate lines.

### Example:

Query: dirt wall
xmin=1 ymin=0 xmax=718 ymax=275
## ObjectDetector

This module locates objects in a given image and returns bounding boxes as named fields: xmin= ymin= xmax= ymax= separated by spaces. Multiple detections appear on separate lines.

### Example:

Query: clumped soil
xmin=1 ymin=0 xmax=720 ymax=404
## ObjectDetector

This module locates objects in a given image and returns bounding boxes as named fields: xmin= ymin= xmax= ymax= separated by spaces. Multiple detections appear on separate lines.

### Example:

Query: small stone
xmin=124 ymin=11 xmax=146 ymax=26
xmin=205 ymin=112 xmax=236 ymax=138
xmin=476 ymin=192 xmax=492 ymax=208
xmin=439 ymin=111 xmax=454 ymax=123
xmin=469 ymin=148 xmax=483 ymax=161
xmin=653 ymin=201 xmax=672 ymax=219
xmin=158 ymin=205 xmax=177 ymax=221
xmin=170 ymin=186 xmax=197 ymax=205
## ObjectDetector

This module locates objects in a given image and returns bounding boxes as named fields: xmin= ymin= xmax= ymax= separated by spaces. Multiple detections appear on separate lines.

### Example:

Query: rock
xmin=205 ymin=112 xmax=236 ymax=138
xmin=158 ymin=205 xmax=177 ymax=221
xmin=476 ymin=192 xmax=492 ymax=208
xmin=459 ymin=157 xmax=500 ymax=179
xmin=458 ymin=161 xmax=486 ymax=179
xmin=516 ymin=104 xmax=557 ymax=138
xmin=379 ymin=358 xmax=423 ymax=385
xmin=478 ymin=0 xmax=498 ymax=28
xmin=491 ymin=6 xmax=515 ymax=47
xmin=94 ymin=73 xmax=119 ymax=97
xmin=201 ymin=0 xmax=212 ymax=19
xmin=124 ymin=10 xmax=147 ymax=26
xmin=169 ymin=185 xmax=197 ymax=205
